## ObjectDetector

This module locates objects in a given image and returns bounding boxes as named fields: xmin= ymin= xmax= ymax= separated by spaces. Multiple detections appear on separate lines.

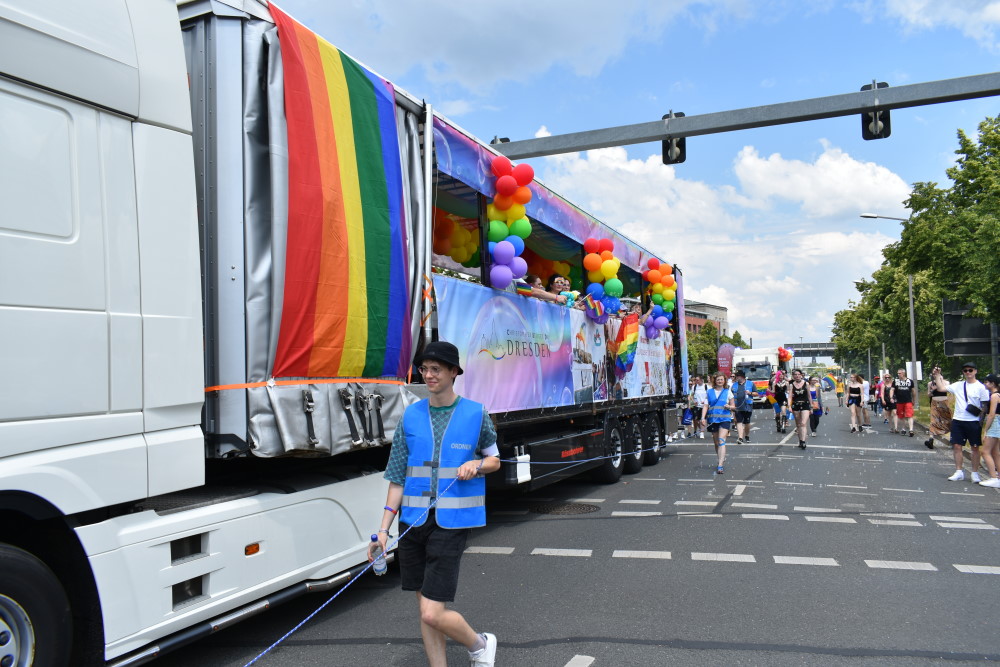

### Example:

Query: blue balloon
xmin=665 ymin=311 xmax=673 ymax=321
xmin=586 ymin=282 xmax=605 ymax=299
xmin=651 ymin=305 xmax=664 ymax=317
xmin=507 ymin=234 xmax=525 ymax=256
xmin=488 ymin=241 xmax=497 ymax=257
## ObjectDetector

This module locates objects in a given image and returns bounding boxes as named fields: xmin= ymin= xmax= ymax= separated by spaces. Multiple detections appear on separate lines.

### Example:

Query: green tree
xmin=725 ymin=330 xmax=749 ymax=348
xmin=687 ymin=324 xmax=721 ymax=374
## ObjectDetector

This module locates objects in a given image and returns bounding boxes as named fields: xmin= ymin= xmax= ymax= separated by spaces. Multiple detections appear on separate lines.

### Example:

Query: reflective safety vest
xmin=705 ymin=388 xmax=731 ymax=423
xmin=401 ymin=397 xmax=486 ymax=529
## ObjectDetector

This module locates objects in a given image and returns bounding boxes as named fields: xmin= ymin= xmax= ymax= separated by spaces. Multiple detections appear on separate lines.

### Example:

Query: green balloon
xmin=651 ymin=293 xmax=664 ymax=305
xmin=604 ymin=278 xmax=623 ymax=297
xmin=488 ymin=220 xmax=509 ymax=243
xmin=662 ymin=300 xmax=675 ymax=312
xmin=508 ymin=217 xmax=532 ymax=239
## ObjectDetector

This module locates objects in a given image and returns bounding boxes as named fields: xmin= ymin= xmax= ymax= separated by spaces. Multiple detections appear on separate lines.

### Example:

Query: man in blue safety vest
xmin=372 ymin=341 xmax=501 ymax=667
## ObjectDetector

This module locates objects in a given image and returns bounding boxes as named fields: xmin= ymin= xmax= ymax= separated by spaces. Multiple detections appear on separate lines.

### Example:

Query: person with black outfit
xmin=787 ymin=369 xmax=813 ymax=448
xmin=770 ymin=371 xmax=789 ymax=433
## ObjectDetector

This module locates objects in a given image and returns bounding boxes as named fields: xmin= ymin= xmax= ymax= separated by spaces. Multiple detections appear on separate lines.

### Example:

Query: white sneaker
xmin=979 ymin=477 xmax=1000 ymax=488
xmin=470 ymin=633 xmax=497 ymax=667
xmin=971 ymin=472 xmax=982 ymax=483
xmin=947 ymin=470 xmax=965 ymax=482
xmin=699 ymin=432 xmax=705 ymax=439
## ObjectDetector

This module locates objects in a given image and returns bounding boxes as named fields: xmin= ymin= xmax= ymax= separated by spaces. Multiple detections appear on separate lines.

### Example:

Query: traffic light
xmin=662 ymin=112 xmax=686 ymax=164
xmin=860 ymin=82 xmax=891 ymax=140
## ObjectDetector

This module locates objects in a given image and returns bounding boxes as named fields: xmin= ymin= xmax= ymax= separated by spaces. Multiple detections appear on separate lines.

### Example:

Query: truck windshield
xmin=739 ymin=365 xmax=771 ymax=381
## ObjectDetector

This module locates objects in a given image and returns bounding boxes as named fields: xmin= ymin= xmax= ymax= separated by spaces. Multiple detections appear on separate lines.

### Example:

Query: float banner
xmin=270 ymin=6 xmax=410 ymax=379
xmin=570 ymin=309 xmax=609 ymax=403
xmin=434 ymin=276 xmax=573 ymax=412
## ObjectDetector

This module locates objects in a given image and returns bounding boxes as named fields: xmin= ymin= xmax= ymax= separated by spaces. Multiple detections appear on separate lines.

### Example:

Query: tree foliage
xmin=832 ymin=114 xmax=1000 ymax=374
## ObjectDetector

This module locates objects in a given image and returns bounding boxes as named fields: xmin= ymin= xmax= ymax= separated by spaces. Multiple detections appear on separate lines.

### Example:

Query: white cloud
xmin=876 ymin=0 xmax=1000 ymax=50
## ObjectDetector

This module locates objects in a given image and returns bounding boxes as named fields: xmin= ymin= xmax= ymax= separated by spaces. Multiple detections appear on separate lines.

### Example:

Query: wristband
xmin=378 ymin=529 xmax=390 ymax=534
xmin=384 ymin=505 xmax=397 ymax=515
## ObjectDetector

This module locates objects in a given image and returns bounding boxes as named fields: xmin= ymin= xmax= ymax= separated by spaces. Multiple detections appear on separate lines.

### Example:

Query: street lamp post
xmin=861 ymin=213 xmax=919 ymax=409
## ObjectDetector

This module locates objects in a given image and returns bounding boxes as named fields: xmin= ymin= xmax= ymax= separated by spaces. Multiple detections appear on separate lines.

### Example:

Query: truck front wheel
xmin=0 ymin=545 xmax=73 ymax=667
xmin=592 ymin=419 xmax=624 ymax=484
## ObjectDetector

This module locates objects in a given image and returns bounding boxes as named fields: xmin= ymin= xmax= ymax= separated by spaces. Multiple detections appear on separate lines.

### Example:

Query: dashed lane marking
xmin=733 ymin=484 xmax=746 ymax=496
xmin=612 ymin=511 xmax=662 ymax=517
xmin=612 ymin=550 xmax=671 ymax=559
xmin=619 ymin=499 xmax=661 ymax=504
xmin=776 ymin=481 xmax=813 ymax=486
xmin=692 ymin=552 xmax=756 ymax=562
xmin=868 ymin=519 xmax=924 ymax=527
xmin=678 ymin=512 xmax=722 ymax=518
xmin=862 ymin=513 xmax=915 ymax=518
xmin=633 ymin=478 xmax=667 ymax=481
xmin=677 ymin=478 xmax=713 ymax=483
xmin=836 ymin=491 xmax=878 ymax=496
xmin=865 ymin=560 xmax=937 ymax=571
xmin=954 ymin=564 xmax=1000 ymax=574
xmin=883 ymin=488 xmax=924 ymax=493
xmin=465 ymin=546 xmax=515 ymax=555
xmin=855 ymin=458 xmax=884 ymax=462
xmin=827 ymin=484 xmax=867 ymax=489
xmin=941 ymin=491 xmax=986 ymax=496
xmin=814 ymin=456 xmax=843 ymax=460
xmin=732 ymin=502 xmax=778 ymax=510
xmin=675 ymin=501 xmax=718 ymax=506
xmin=774 ymin=556 xmax=839 ymax=566
xmin=564 ymin=655 xmax=596 ymax=667
xmin=937 ymin=522 xmax=998 ymax=530
xmin=806 ymin=516 xmax=857 ymax=524
xmin=531 ymin=548 xmax=592 ymax=557
xmin=725 ymin=479 xmax=763 ymax=483
xmin=895 ymin=460 xmax=927 ymax=464
xmin=929 ymin=516 xmax=986 ymax=523
xmin=742 ymin=514 xmax=789 ymax=520
xmin=795 ymin=506 xmax=842 ymax=513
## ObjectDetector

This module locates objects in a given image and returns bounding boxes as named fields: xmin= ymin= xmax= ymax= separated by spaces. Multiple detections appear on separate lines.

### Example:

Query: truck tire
xmin=642 ymin=413 xmax=663 ymax=466
xmin=591 ymin=418 xmax=624 ymax=484
xmin=0 ymin=544 xmax=73 ymax=667
xmin=623 ymin=417 xmax=644 ymax=474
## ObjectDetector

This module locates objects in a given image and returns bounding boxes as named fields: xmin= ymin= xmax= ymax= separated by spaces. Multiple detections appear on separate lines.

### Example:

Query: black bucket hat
xmin=962 ymin=361 xmax=978 ymax=371
xmin=417 ymin=341 xmax=464 ymax=375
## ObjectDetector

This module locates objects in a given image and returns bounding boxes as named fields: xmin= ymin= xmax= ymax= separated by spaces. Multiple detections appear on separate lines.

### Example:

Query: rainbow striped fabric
xmin=614 ymin=314 xmax=640 ymax=375
xmin=270 ymin=6 xmax=410 ymax=379
xmin=515 ymin=282 xmax=533 ymax=297
xmin=583 ymin=294 xmax=604 ymax=317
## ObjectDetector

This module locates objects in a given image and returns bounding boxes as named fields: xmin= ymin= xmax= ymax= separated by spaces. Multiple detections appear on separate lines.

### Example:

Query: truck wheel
xmin=0 ymin=545 xmax=72 ymax=667
xmin=623 ymin=418 xmax=644 ymax=474
xmin=642 ymin=413 xmax=662 ymax=466
xmin=592 ymin=419 xmax=624 ymax=484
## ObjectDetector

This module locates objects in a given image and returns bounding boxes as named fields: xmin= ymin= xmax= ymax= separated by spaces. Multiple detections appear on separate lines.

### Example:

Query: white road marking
xmin=465 ymin=546 xmax=515 ymax=555
xmin=883 ymin=488 xmax=924 ymax=493
xmin=954 ymin=564 xmax=1000 ymax=575
xmin=742 ymin=513 xmax=789 ymax=520
xmin=733 ymin=484 xmax=746 ymax=496
xmin=862 ymin=513 xmax=915 ymax=519
xmin=867 ymin=519 xmax=923 ymax=527
xmin=795 ymin=506 xmax=842 ymax=513
xmin=678 ymin=478 xmax=714 ymax=482
xmin=612 ymin=550 xmax=672 ymax=559
xmin=865 ymin=560 xmax=937 ymax=571
xmin=941 ymin=491 xmax=986 ymax=497
xmin=937 ymin=522 xmax=998 ymax=530
xmin=855 ymin=458 xmax=884 ymax=462
xmin=895 ymin=460 xmax=927 ymax=464
xmin=692 ymin=552 xmax=756 ymax=562
xmin=531 ymin=548 xmax=592 ymax=557
xmin=806 ymin=516 xmax=857 ymax=524
xmin=725 ymin=479 xmax=764 ymax=483
xmin=776 ymin=481 xmax=813 ymax=486
xmin=836 ymin=491 xmax=878 ymax=496
xmin=771 ymin=454 xmax=804 ymax=459
xmin=678 ymin=512 xmax=722 ymax=518
xmin=612 ymin=511 xmax=663 ymax=517
xmin=633 ymin=478 xmax=667 ymax=481
xmin=619 ymin=499 xmax=661 ymax=505
xmin=564 ymin=656 xmax=596 ymax=667
xmin=928 ymin=516 xmax=986 ymax=523
xmin=569 ymin=498 xmax=605 ymax=503
xmin=815 ymin=456 xmax=843 ymax=460
xmin=827 ymin=484 xmax=867 ymax=489
xmin=672 ymin=443 xmax=933 ymax=454
xmin=774 ymin=556 xmax=839 ymax=566
xmin=675 ymin=501 xmax=719 ymax=506
xmin=733 ymin=502 xmax=778 ymax=509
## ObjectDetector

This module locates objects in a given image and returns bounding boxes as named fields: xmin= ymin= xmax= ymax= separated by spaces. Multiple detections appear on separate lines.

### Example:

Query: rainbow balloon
xmin=270 ymin=6 xmax=410 ymax=379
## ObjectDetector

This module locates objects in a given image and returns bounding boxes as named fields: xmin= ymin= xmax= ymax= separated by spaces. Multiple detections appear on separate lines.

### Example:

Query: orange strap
xmin=205 ymin=377 xmax=405 ymax=393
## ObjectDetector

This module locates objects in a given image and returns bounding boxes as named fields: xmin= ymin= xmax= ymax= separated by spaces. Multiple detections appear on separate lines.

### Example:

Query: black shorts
xmin=792 ymin=402 xmax=810 ymax=412
xmin=735 ymin=411 xmax=752 ymax=424
xmin=950 ymin=419 xmax=983 ymax=448
xmin=397 ymin=513 xmax=471 ymax=602
xmin=707 ymin=421 xmax=732 ymax=433
xmin=847 ymin=397 xmax=861 ymax=407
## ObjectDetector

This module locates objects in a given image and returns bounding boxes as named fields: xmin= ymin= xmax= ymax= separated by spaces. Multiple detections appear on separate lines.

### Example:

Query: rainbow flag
xmin=614 ymin=314 xmax=639 ymax=376
xmin=270 ymin=6 xmax=410 ymax=379
xmin=583 ymin=294 xmax=604 ymax=317
xmin=515 ymin=282 xmax=533 ymax=297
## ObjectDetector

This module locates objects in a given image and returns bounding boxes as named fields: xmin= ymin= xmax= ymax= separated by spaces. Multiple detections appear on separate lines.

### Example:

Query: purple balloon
xmin=492 ymin=240 xmax=515 ymax=266
xmin=509 ymin=256 xmax=528 ymax=279
xmin=654 ymin=315 xmax=668 ymax=329
xmin=490 ymin=264 xmax=513 ymax=289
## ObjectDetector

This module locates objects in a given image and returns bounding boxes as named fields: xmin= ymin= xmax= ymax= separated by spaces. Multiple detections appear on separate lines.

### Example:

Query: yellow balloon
xmin=612 ymin=258 xmax=621 ymax=272
xmin=587 ymin=269 xmax=604 ymax=283
xmin=486 ymin=203 xmax=499 ymax=220
xmin=652 ymin=282 xmax=664 ymax=294
xmin=662 ymin=289 xmax=676 ymax=301
xmin=600 ymin=259 xmax=618 ymax=279
xmin=506 ymin=204 xmax=526 ymax=221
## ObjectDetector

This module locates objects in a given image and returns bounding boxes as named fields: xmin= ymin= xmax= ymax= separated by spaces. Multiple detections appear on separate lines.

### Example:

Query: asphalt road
xmin=153 ymin=403 xmax=1000 ymax=666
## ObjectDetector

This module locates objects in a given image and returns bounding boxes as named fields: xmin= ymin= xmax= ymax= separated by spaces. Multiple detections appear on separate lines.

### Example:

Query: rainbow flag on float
xmin=614 ymin=313 xmax=640 ymax=376
xmin=270 ymin=6 xmax=410 ymax=379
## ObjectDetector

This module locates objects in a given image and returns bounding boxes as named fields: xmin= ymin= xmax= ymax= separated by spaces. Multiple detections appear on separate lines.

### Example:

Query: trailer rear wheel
xmin=623 ymin=418 xmax=644 ymax=474
xmin=642 ymin=413 xmax=663 ymax=466
xmin=0 ymin=544 xmax=72 ymax=667
xmin=592 ymin=419 xmax=624 ymax=484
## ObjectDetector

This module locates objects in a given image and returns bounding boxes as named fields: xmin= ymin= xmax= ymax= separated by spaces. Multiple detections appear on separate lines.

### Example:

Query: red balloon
xmin=583 ymin=237 xmax=600 ymax=254
xmin=647 ymin=257 xmax=660 ymax=270
xmin=641 ymin=270 xmax=649 ymax=281
xmin=495 ymin=174 xmax=518 ymax=197
xmin=512 ymin=163 xmax=534 ymax=186
xmin=598 ymin=238 xmax=615 ymax=253
xmin=491 ymin=155 xmax=512 ymax=177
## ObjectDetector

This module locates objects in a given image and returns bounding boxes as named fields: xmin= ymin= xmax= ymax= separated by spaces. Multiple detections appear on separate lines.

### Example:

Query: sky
xmin=274 ymin=0 xmax=999 ymax=355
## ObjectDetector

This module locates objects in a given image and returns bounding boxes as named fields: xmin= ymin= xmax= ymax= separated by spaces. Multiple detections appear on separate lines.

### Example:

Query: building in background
xmin=684 ymin=300 xmax=729 ymax=337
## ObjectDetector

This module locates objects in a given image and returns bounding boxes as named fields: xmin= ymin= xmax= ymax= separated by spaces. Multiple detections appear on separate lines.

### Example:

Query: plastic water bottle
xmin=370 ymin=534 xmax=387 ymax=576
